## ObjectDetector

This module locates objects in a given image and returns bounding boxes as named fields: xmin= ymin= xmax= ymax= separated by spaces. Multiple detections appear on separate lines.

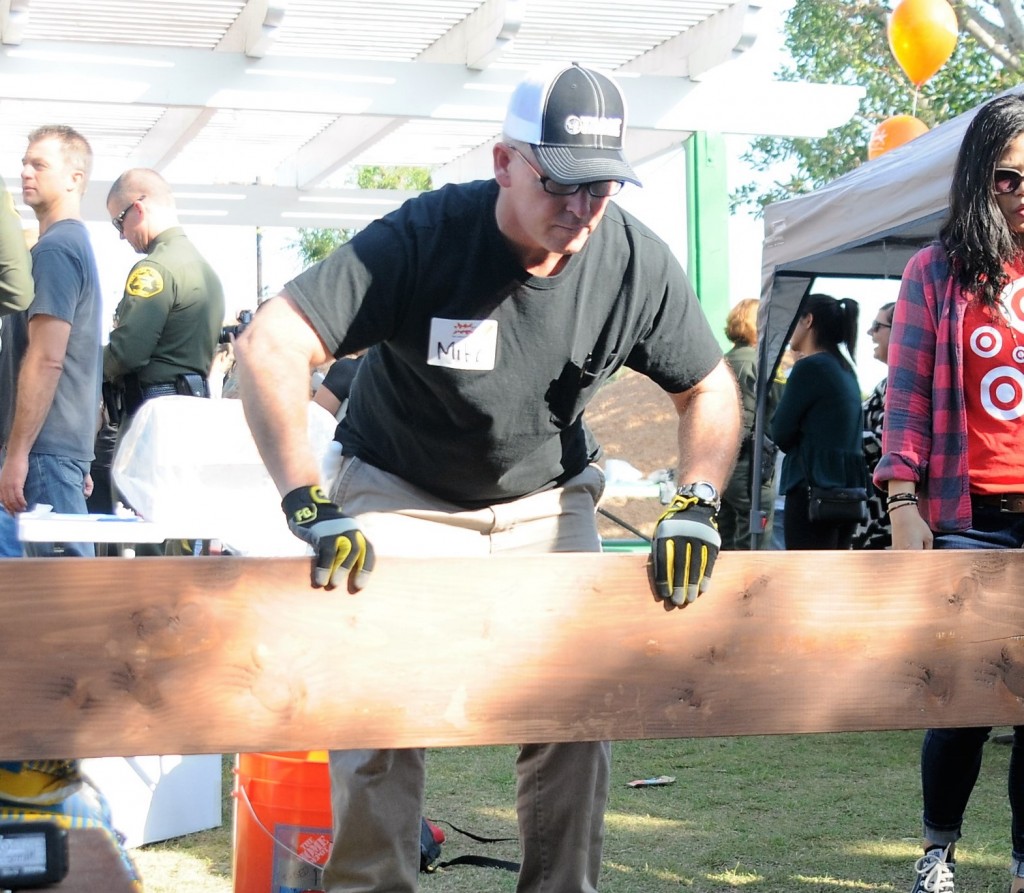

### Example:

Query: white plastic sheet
xmin=112 ymin=396 xmax=338 ymax=556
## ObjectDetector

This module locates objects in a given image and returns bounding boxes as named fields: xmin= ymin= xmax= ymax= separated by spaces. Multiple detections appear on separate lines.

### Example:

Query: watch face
xmin=691 ymin=482 xmax=718 ymax=502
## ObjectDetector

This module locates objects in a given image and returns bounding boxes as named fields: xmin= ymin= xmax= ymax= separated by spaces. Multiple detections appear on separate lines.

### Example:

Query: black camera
xmin=0 ymin=821 xmax=69 ymax=889
xmin=219 ymin=309 xmax=253 ymax=344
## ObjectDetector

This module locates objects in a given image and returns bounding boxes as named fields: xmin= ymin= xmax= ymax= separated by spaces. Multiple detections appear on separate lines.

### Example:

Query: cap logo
xmin=564 ymin=115 xmax=623 ymax=139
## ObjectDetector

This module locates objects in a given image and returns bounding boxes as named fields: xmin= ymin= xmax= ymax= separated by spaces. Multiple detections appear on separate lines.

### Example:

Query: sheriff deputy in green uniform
xmin=104 ymin=168 xmax=225 ymax=419
xmin=103 ymin=168 xmax=225 ymax=554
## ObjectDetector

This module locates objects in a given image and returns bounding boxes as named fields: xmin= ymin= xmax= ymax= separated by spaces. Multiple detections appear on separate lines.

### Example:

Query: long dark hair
xmin=801 ymin=293 xmax=859 ymax=375
xmin=941 ymin=93 xmax=1024 ymax=307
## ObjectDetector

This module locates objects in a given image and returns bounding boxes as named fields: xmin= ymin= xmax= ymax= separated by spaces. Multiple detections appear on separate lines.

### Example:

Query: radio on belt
xmin=0 ymin=821 xmax=69 ymax=889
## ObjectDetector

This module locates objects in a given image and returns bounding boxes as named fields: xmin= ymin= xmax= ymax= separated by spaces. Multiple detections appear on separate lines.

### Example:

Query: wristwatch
xmin=676 ymin=481 xmax=721 ymax=511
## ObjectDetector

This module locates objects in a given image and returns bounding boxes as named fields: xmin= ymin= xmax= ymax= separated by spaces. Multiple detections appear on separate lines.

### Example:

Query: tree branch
xmin=961 ymin=4 xmax=1021 ymax=70
xmin=994 ymin=0 xmax=1024 ymax=57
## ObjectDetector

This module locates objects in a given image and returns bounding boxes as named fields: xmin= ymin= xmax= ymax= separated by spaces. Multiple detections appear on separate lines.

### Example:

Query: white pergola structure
xmin=0 ymin=0 xmax=862 ymax=228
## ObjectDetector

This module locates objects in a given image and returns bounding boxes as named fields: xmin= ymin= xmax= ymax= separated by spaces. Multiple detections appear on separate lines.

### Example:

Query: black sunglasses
xmin=993 ymin=168 xmax=1024 ymax=195
xmin=112 ymin=195 xmax=145 ymax=233
xmin=868 ymin=320 xmax=892 ymax=334
xmin=506 ymin=145 xmax=623 ymax=198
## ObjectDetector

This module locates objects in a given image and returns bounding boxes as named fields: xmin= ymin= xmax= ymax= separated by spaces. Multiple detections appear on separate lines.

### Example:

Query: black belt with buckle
xmin=123 ymin=373 xmax=210 ymax=418
xmin=141 ymin=382 xmax=179 ymax=401
xmin=971 ymin=493 xmax=1024 ymax=513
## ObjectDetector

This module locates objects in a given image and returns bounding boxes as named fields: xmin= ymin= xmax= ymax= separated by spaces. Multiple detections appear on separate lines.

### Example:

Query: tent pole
xmin=684 ymin=132 xmax=730 ymax=349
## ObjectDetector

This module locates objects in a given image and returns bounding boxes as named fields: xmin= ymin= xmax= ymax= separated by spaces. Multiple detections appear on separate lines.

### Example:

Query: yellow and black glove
xmin=649 ymin=492 xmax=720 ymax=607
xmin=281 ymin=485 xmax=374 ymax=591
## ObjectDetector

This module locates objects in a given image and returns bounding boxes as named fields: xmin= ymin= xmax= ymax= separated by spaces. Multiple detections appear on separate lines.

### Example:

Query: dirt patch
xmin=585 ymin=369 xmax=679 ymax=540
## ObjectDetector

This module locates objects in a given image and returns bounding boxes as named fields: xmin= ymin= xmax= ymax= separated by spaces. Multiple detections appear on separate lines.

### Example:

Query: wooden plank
xmin=1 ymin=550 xmax=1023 ymax=760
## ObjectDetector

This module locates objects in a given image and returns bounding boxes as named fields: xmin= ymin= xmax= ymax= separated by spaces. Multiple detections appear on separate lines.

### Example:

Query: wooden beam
xmin=1 ymin=550 xmax=1023 ymax=761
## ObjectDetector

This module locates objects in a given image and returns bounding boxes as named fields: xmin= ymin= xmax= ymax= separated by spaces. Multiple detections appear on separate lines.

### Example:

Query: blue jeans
xmin=922 ymin=504 xmax=1024 ymax=859
xmin=0 ymin=509 xmax=22 ymax=557
xmin=21 ymin=452 xmax=94 ymax=558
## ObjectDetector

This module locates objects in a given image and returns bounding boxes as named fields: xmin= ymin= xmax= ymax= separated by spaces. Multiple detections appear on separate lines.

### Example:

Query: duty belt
xmin=118 ymin=371 xmax=210 ymax=420
xmin=140 ymin=382 xmax=179 ymax=401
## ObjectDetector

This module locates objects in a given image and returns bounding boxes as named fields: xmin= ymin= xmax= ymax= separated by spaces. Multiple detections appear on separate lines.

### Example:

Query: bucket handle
xmin=235 ymin=780 xmax=328 ymax=878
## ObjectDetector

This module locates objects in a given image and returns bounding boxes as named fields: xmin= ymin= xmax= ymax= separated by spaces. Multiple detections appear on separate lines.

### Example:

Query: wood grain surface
xmin=1 ymin=550 xmax=1022 ymax=760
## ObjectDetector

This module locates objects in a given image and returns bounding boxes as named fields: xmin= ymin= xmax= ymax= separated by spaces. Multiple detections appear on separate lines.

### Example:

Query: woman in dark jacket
xmin=771 ymin=293 xmax=865 ymax=549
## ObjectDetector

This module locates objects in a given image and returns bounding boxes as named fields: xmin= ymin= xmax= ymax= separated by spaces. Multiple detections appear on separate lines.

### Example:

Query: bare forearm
xmin=312 ymin=386 xmax=342 ymax=418
xmin=5 ymin=350 xmax=62 ymax=458
xmin=235 ymin=295 xmax=331 ymax=496
xmin=671 ymin=358 xmax=742 ymax=489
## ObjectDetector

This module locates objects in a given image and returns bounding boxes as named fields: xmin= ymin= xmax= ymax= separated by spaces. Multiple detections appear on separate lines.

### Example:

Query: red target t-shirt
xmin=963 ymin=264 xmax=1024 ymax=494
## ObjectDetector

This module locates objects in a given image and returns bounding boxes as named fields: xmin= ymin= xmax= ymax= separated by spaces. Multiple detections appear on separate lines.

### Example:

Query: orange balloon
xmin=888 ymin=0 xmax=958 ymax=86
xmin=867 ymin=115 xmax=930 ymax=160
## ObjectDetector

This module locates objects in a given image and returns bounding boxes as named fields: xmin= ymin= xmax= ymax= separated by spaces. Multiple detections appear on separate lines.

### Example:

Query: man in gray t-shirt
xmin=0 ymin=125 xmax=102 ymax=558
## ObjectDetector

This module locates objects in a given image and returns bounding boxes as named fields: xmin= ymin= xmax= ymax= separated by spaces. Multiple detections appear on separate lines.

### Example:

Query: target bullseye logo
xmin=1003 ymin=279 xmax=1024 ymax=332
xmin=971 ymin=325 xmax=1003 ymax=358
xmin=980 ymin=366 xmax=1024 ymax=421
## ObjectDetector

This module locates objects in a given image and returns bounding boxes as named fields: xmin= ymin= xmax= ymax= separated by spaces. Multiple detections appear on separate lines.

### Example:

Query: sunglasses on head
xmin=993 ymin=168 xmax=1024 ymax=195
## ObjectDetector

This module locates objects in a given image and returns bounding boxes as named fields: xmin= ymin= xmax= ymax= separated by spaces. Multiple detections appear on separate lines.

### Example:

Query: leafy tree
xmin=293 ymin=166 xmax=433 ymax=267
xmin=293 ymin=227 xmax=352 ymax=268
xmin=734 ymin=0 xmax=1021 ymax=214
xmin=356 ymin=165 xmax=432 ymax=191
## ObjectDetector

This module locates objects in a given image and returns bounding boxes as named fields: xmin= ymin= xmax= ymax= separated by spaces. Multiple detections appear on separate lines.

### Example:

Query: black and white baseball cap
xmin=503 ymin=63 xmax=641 ymax=187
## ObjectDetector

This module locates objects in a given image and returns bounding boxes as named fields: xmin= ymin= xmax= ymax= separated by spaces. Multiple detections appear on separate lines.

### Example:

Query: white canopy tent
xmin=750 ymin=83 xmax=1024 ymax=542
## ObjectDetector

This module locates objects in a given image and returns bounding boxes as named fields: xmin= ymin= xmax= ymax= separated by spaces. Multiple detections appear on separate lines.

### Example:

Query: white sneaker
xmin=911 ymin=846 xmax=955 ymax=893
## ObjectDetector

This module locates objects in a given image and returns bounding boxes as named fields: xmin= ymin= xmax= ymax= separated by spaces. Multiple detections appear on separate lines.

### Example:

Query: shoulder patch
xmin=126 ymin=266 xmax=164 ymax=298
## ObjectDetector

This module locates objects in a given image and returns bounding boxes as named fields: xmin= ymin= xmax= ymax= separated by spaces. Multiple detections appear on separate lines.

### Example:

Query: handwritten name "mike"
xmin=427 ymin=318 xmax=498 ymax=371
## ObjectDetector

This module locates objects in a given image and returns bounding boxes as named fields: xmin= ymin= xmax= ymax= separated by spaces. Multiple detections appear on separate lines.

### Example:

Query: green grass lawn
xmin=131 ymin=731 xmax=1017 ymax=892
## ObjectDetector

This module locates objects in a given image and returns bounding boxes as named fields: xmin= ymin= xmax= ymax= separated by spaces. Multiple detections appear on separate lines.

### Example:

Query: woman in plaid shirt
xmin=877 ymin=92 xmax=1024 ymax=893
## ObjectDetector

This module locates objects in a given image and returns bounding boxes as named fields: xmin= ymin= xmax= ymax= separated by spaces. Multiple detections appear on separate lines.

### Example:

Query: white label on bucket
xmin=273 ymin=823 xmax=332 ymax=891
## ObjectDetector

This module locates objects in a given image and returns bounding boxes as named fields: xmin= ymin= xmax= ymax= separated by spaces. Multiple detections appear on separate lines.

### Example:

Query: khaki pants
xmin=321 ymin=458 xmax=609 ymax=893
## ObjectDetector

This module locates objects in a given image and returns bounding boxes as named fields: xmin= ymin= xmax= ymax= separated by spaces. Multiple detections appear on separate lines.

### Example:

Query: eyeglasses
xmin=993 ymin=168 xmax=1024 ymax=195
xmin=506 ymin=145 xmax=623 ymax=198
xmin=112 ymin=195 xmax=145 ymax=233
xmin=868 ymin=320 xmax=892 ymax=334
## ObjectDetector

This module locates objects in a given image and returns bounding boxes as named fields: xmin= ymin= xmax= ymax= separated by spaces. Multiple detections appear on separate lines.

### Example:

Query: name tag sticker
xmin=427 ymin=318 xmax=498 ymax=370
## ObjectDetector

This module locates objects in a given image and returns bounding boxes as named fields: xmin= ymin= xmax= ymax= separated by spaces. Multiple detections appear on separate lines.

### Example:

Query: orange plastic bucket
xmin=233 ymin=751 xmax=333 ymax=893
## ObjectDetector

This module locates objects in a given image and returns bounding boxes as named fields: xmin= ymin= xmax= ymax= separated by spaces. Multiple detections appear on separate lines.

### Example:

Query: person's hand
xmin=0 ymin=452 xmax=29 ymax=514
xmin=888 ymin=501 xmax=933 ymax=550
xmin=83 ymin=472 xmax=94 ymax=499
xmin=649 ymin=494 xmax=721 ymax=607
xmin=281 ymin=485 xmax=375 ymax=590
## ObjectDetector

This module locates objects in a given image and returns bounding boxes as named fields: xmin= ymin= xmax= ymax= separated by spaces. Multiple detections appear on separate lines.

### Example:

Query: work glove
xmin=281 ymin=485 xmax=375 ymax=591
xmin=649 ymin=495 xmax=721 ymax=607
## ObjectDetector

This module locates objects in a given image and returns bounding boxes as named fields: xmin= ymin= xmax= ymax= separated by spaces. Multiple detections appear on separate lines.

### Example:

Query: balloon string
xmin=912 ymin=88 xmax=919 ymax=117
